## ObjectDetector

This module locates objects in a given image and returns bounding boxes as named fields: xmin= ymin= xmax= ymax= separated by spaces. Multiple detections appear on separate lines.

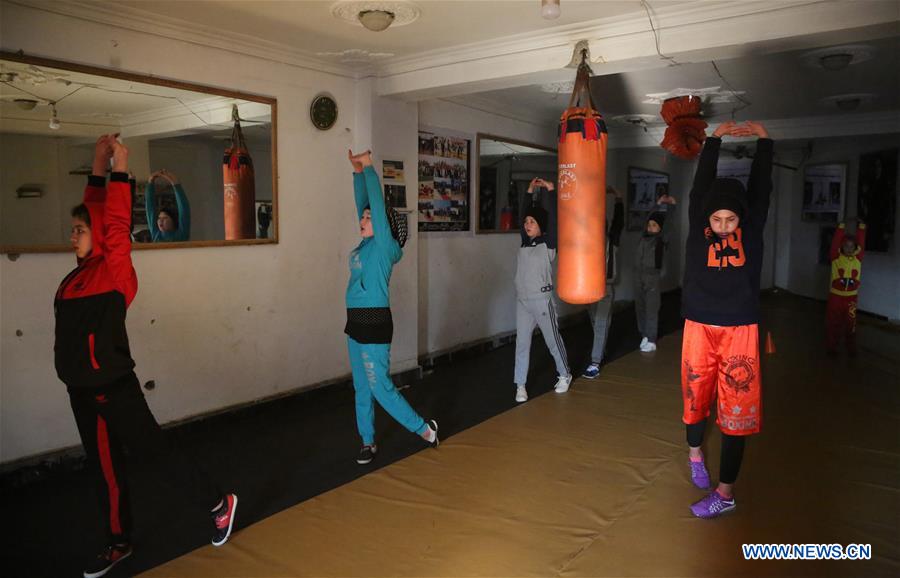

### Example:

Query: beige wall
xmin=0 ymin=1 xmax=380 ymax=462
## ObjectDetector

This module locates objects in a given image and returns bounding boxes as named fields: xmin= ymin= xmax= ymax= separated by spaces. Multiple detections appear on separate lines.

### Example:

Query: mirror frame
xmin=474 ymin=133 xmax=557 ymax=235
xmin=0 ymin=50 xmax=278 ymax=254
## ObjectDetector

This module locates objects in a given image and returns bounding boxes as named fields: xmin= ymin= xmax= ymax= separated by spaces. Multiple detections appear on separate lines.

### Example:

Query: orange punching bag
xmin=557 ymin=60 xmax=608 ymax=304
xmin=224 ymin=106 xmax=256 ymax=240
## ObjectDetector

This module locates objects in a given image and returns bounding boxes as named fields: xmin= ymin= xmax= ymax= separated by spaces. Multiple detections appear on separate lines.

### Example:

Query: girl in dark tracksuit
xmin=634 ymin=210 xmax=668 ymax=353
xmin=57 ymin=135 xmax=236 ymax=578
xmin=345 ymin=150 xmax=438 ymax=466
xmin=680 ymin=120 xmax=773 ymax=519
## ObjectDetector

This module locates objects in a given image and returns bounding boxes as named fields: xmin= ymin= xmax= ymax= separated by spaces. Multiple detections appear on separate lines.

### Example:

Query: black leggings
xmin=686 ymin=419 xmax=746 ymax=485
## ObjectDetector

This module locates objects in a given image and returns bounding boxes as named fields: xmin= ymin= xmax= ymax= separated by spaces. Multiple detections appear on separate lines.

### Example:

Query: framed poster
xmin=857 ymin=149 xmax=897 ymax=252
xmin=802 ymin=163 xmax=846 ymax=223
xmin=627 ymin=167 xmax=669 ymax=231
xmin=418 ymin=130 xmax=470 ymax=232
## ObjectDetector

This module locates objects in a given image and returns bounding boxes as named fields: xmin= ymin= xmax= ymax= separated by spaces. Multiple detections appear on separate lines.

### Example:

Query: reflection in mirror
xmin=0 ymin=54 xmax=276 ymax=251
xmin=477 ymin=135 xmax=557 ymax=233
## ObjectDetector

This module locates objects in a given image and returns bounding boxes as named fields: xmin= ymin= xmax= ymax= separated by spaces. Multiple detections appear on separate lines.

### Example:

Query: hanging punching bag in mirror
xmin=557 ymin=57 xmax=608 ymax=304
xmin=224 ymin=106 xmax=256 ymax=240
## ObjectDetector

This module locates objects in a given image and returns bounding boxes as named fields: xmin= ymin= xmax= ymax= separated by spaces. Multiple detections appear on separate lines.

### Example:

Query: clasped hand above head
xmin=528 ymin=177 xmax=555 ymax=194
xmin=92 ymin=133 xmax=128 ymax=174
xmin=149 ymin=169 xmax=179 ymax=185
xmin=348 ymin=149 xmax=373 ymax=172
xmin=712 ymin=120 xmax=769 ymax=139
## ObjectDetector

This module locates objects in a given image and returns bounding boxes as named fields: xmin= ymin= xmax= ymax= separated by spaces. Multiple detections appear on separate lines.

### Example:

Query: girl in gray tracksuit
xmin=514 ymin=178 xmax=572 ymax=403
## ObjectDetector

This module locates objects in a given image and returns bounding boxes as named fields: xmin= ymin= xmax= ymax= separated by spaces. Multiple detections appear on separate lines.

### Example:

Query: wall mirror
xmin=476 ymin=134 xmax=557 ymax=234
xmin=0 ymin=52 xmax=277 ymax=253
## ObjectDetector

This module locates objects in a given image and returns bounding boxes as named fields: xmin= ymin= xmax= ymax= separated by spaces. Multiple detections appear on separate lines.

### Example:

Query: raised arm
xmin=689 ymin=121 xmax=732 ymax=225
xmin=361 ymin=166 xmax=394 ymax=247
xmin=608 ymin=186 xmax=624 ymax=247
xmin=172 ymin=181 xmax=191 ymax=240
xmin=855 ymin=221 xmax=866 ymax=259
xmin=522 ymin=178 xmax=539 ymax=246
xmin=543 ymin=184 xmax=558 ymax=250
xmin=350 ymin=150 xmax=369 ymax=219
xmin=736 ymin=122 xmax=774 ymax=228
xmin=830 ymin=223 xmax=846 ymax=262
xmin=145 ymin=178 xmax=161 ymax=240
xmin=104 ymin=140 xmax=138 ymax=305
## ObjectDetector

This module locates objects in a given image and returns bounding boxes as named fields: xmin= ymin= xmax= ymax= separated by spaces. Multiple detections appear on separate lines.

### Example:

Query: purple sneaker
xmin=690 ymin=490 xmax=736 ymax=519
xmin=689 ymin=458 xmax=711 ymax=490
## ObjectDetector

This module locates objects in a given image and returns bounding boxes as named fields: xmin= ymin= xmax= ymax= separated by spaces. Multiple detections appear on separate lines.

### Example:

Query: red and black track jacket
xmin=55 ymin=173 xmax=138 ymax=390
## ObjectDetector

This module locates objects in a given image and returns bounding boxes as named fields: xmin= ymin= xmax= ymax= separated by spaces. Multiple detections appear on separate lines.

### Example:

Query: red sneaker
xmin=212 ymin=493 xmax=238 ymax=546
xmin=83 ymin=543 xmax=132 ymax=578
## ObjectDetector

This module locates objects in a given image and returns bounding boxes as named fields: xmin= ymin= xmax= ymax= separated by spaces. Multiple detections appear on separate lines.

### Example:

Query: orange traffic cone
xmin=765 ymin=331 xmax=776 ymax=355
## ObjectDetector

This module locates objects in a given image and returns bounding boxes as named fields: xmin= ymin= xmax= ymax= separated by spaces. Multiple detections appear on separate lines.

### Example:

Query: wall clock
xmin=310 ymin=93 xmax=338 ymax=130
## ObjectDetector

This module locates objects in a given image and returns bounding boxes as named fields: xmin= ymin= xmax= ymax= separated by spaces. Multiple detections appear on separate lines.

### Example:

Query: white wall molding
xmin=9 ymin=0 xmax=359 ymax=78
xmin=13 ymin=1 xmax=900 ymax=102
xmin=376 ymin=0 xmax=900 ymax=99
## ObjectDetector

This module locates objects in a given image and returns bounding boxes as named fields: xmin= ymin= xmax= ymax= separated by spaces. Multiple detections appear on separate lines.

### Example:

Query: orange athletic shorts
xmin=681 ymin=319 xmax=762 ymax=436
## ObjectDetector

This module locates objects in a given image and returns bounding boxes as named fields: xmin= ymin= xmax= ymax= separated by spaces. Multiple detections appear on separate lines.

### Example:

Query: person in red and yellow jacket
xmin=826 ymin=220 xmax=866 ymax=356
xmin=56 ymin=135 xmax=237 ymax=578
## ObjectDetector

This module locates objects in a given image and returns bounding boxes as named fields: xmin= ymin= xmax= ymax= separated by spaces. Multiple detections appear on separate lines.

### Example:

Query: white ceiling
xmin=449 ymin=29 xmax=900 ymax=129
xmin=0 ymin=59 xmax=271 ymax=137
xmin=111 ymin=0 xmax=686 ymax=60
xmin=5 ymin=1 xmax=898 ymax=144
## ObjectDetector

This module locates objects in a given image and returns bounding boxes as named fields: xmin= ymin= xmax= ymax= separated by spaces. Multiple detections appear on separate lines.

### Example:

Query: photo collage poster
xmin=418 ymin=130 xmax=470 ymax=232
xmin=627 ymin=167 xmax=670 ymax=231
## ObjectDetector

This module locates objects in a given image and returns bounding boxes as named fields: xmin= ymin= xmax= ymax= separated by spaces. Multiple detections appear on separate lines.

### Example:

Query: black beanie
xmin=523 ymin=205 xmax=549 ymax=235
xmin=647 ymin=211 xmax=666 ymax=229
xmin=704 ymin=178 xmax=747 ymax=220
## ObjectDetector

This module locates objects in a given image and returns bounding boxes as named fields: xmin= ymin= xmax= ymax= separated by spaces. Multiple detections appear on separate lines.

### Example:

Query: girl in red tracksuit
xmin=826 ymin=221 xmax=866 ymax=356
xmin=56 ymin=135 xmax=237 ymax=578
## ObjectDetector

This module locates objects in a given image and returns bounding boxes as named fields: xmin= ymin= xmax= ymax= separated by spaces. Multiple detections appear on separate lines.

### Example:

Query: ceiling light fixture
xmin=358 ymin=9 xmax=395 ymax=31
xmin=332 ymin=2 xmax=420 ymax=29
xmin=835 ymin=97 xmax=861 ymax=111
xmin=48 ymin=103 xmax=60 ymax=130
xmin=801 ymin=45 xmax=876 ymax=70
xmin=819 ymin=53 xmax=854 ymax=71
xmin=820 ymin=93 xmax=875 ymax=111
xmin=541 ymin=0 xmax=560 ymax=20
xmin=14 ymin=98 xmax=38 ymax=110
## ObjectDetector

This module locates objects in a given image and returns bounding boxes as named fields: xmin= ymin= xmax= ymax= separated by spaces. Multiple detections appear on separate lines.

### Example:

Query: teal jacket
xmin=146 ymin=181 xmax=191 ymax=242
xmin=346 ymin=167 xmax=402 ymax=308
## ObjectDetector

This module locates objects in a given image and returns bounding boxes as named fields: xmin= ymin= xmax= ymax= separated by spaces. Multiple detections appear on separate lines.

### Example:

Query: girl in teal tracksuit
xmin=146 ymin=170 xmax=191 ymax=242
xmin=345 ymin=150 xmax=438 ymax=465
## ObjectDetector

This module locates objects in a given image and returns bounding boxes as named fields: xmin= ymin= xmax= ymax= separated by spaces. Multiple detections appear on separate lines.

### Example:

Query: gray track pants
xmin=514 ymin=296 xmax=570 ymax=385
xmin=588 ymin=284 xmax=616 ymax=364
xmin=634 ymin=271 xmax=661 ymax=342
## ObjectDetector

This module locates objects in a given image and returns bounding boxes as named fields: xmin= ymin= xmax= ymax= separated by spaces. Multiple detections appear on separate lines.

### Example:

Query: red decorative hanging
xmin=659 ymin=95 xmax=708 ymax=160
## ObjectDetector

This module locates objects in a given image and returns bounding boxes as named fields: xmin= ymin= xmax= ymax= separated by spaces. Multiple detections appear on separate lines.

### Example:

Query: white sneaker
xmin=515 ymin=385 xmax=528 ymax=403
xmin=640 ymin=341 xmax=657 ymax=353
xmin=639 ymin=337 xmax=649 ymax=348
xmin=554 ymin=374 xmax=573 ymax=394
